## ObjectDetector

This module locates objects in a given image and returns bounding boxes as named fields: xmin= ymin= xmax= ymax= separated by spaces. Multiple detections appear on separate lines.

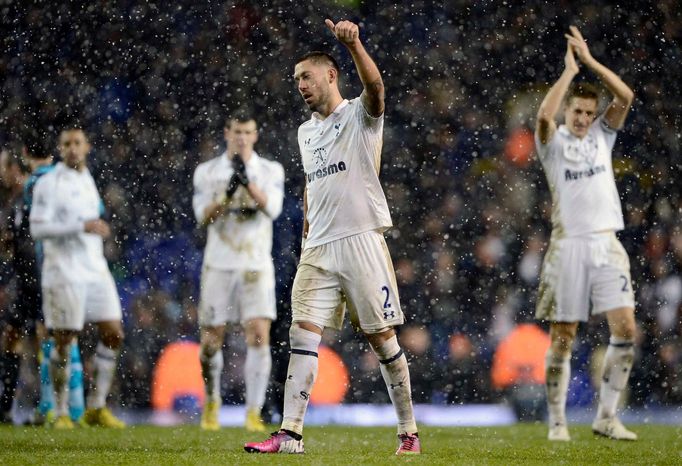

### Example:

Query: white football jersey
xmin=298 ymin=98 xmax=392 ymax=248
xmin=29 ymin=162 xmax=109 ymax=284
xmin=193 ymin=151 xmax=284 ymax=270
xmin=536 ymin=116 xmax=624 ymax=238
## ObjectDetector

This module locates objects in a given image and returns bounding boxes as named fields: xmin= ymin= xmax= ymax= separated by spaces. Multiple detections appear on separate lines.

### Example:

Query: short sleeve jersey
xmin=298 ymin=98 xmax=392 ymax=248
xmin=535 ymin=116 xmax=624 ymax=238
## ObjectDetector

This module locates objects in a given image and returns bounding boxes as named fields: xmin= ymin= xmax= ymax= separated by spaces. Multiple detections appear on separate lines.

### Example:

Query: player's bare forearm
xmin=325 ymin=18 xmax=384 ymax=117
xmin=348 ymin=42 xmax=385 ymax=117
xmin=565 ymin=25 xmax=633 ymax=128
xmin=585 ymin=58 xmax=633 ymax=103
xmin=536 ymin=69 xmax=576 ymax=144
xmin=536 ymin=41 xmax=579 ymax=144
xmin=586 ymin=58 xmax=634 ymax=129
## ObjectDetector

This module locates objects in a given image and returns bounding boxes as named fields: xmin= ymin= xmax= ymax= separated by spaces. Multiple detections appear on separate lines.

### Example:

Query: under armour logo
xmin=287 ymin=375 xmax=293 ymax=380
xmin=383 ymin=311 xmax=395 ymax=319
xmin=300 ymin=391 xmax=310 ymax=401
xmin=390 ymin=382 xmax=405 ymax=389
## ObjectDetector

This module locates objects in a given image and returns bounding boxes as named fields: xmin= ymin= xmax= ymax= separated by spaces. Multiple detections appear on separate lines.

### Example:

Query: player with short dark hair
xmin=30 ymin=127 xmax=125 ymax=429
xmin=535 ymin=26 xmax=636 ymax=442
xmin=245 ymin=19 xmax=420 ymax=455
xmin=192 ymin=114 xmax=284 ymax=432
xmin=296 ymin=51 xmax=340 ymax=73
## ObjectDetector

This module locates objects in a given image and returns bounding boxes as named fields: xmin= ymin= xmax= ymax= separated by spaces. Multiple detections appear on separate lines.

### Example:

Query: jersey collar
xmin=312 ymin=99 xmax=349 ymax=123
xmin=57 ymin=161 xmax=87 ymax=174
xmin=558 ymin=125 xmax=573 ymax=138
xmin=34 ymin=164 xmax=54 ymax=176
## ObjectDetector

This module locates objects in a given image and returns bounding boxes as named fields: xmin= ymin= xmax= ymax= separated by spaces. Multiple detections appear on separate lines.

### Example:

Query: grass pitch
xmin=0 ymin=423 xmax=680 ymax=465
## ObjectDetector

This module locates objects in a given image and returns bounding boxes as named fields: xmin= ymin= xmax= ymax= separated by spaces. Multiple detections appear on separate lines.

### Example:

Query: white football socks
xmin=200 ymin=348 xmax=224 ymax=404
xmin=281 ymin=326 xmax=321 ymax=436
xmin=89 ymin=343 xmax=118 ymax=409
xmin=50 ymin=346 xmax=71 ymax=417
xmin=597 ymin=336 xmax=635 ymax=420
xmin=373 ymin=335 xmax=418 ymax=434
xmin=244 ymin=345 xmax=272 ymax=411
xmin=545 ymin=350 xmax=571 ymax=427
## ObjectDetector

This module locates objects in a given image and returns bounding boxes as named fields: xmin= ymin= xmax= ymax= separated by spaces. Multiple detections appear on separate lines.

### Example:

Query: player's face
xmin=59 ymin=130 xmax=90 ymax=169
xmin=224 ymin=120 xmax=258 ymax=155
xmin=564 ymin=97 xmax=597 ymax=139
xmin=294 ymin=60 xmax=333 ymax=112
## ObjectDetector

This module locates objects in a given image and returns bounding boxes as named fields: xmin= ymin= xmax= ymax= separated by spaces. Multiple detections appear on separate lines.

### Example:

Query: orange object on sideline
xmin=310 ymin=345 xmax=350 ymax=405
xmin=152 ymin=341 xmax=204 ymax=410
xmin=491 ymin=323 xmax=551 ymax=390
xmin=504 ymin=127 xmax=535 ymax=168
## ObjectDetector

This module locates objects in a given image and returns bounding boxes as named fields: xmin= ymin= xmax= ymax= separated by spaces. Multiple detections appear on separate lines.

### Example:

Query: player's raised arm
xmin=325 ymin=19 xmax=384 ymax=117
xmin=565 ymin=26 xmax=634 ymax=130
xmin=536 ymin=42 xmax=579 ymax=145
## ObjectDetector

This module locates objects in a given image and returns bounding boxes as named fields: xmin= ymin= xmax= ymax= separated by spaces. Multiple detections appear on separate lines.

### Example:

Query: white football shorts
xmin=43 ymin=270 xmax=122 ymax=331
xmin=198 ymin=264 xmax=277 ymax=327
xmin=291 ymin=230 xmax=404 ymax=333
xmin=536 ymin=231 xmax=635 ymax=322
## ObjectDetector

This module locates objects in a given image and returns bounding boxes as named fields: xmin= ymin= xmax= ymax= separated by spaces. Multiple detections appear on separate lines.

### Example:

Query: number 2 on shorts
xmin=381 ymin=285 xmax=391 ymax=308
xmin=620 ymin=275 xmax=629 ymax=292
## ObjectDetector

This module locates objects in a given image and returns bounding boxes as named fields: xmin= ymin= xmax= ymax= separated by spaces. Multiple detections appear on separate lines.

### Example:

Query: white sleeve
xmin=29 ymin=176 xmax=84 ymax=239
xmin=192 ymin=165 xmax=212 ymax=224
xmin=355 ymin=97 xmax=383 ymax=132
xmin=262 ymin=162 xmax=285 ymax=220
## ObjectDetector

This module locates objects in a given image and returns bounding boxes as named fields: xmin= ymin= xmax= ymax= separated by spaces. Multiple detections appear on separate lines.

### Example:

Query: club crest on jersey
xmin=313 ymin=147 xmax=328 ymax=167
xmin=564 ymin=133 xmax=598 ymax=165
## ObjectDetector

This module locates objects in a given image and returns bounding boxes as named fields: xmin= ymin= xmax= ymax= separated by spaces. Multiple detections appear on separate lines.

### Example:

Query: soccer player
xmin=29 ymin=127 xmax=125 ymax=429
xmin=0 ymin=138 xmax=85 ymax=425
xmin=245 ymin=19 xmax=420 ymax=455
xmin=0 ymin=145 xmax=31 ymax=424
xmin=192 ymin=113 xmax=284 ymax=432
xmin=535 ymin=26 xmax=636 ymax=441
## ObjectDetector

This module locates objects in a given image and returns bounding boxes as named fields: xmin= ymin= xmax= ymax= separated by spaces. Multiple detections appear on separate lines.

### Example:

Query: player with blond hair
xmin=535 ymin=26 xmax=636 ymax=442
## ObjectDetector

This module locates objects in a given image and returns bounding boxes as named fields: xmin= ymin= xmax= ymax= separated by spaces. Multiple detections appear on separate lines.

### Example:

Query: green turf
xmin=0 ymin=424 xmax=680 ymax=465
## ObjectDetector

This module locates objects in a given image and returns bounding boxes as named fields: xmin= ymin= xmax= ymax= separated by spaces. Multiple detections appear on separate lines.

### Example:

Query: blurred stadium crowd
xmin=1 ymin=1 xmax=680 ymax=415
